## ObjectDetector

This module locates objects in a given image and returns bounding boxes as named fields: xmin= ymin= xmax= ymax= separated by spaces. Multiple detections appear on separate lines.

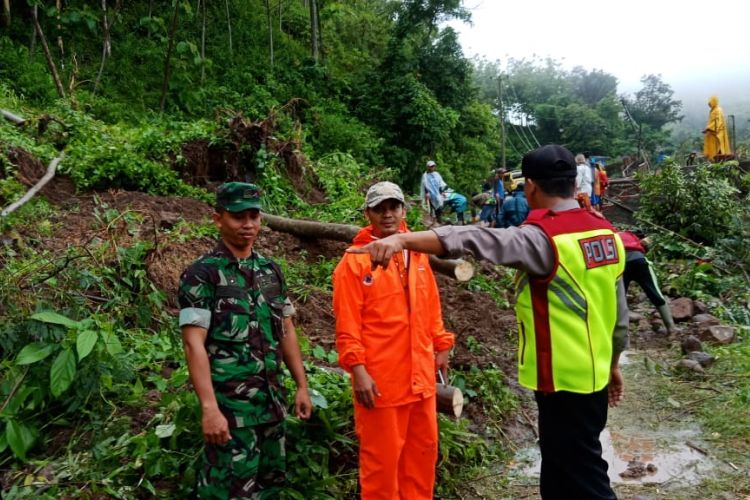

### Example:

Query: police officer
xmin=349 ymin=145 xmax=628 ymax=500
xmin=178 ymin=182 xmax=312 ymax=499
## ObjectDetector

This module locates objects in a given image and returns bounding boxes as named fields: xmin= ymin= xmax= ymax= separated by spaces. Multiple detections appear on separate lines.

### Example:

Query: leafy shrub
xmin=637 ymin=160 xmax=741 ymax=245
xmin=0 ymin=37 xmax=58 ymax=104
xmin=308 ymin=101 xmax=384 ymax=166
xmin=464 ymin=266 xmax=515 ymax=309
xmin=282 ymin=366 xmax=358 ymax=499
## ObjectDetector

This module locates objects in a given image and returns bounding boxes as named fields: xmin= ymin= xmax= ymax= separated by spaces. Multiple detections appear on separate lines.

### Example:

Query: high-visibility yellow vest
xmin=515 ymin=208 xmax=625 ymax=394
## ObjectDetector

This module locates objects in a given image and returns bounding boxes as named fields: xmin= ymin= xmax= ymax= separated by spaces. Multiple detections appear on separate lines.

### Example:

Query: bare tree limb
xmin=93 ymin=0 xmax=113 ymax=94
xmin=56 ymin=0 xmax=64 ymax=69
xmin=309 ymin=0 xmax=319 ymax=62
xmin=159 ymin=0 xmax=181 ymax=113
xmin=1 ymin=109 xmax=26 ymax=126
xmin=2 ymin=0 xmax=10 ymax=27
xmin=264 ymin=0 xmax=274 ymax=71
xmin=32 ymin=5 xmax=66 ymax=99
xmin=1 ymin=155 xmax=64 ymax=218
xmin=0 ymin=368 xmax=29 ymax=415
xmin=200 ymin=0 xmax=206 ymax=84
xmin=224 ymin=0 xmax=233 ymax=56
xmin=29 ymin=21 xmax=38 ymax=62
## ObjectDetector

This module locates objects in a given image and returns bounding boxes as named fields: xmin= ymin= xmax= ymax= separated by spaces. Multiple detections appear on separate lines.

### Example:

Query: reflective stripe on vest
xmin=515 ymin=209 xmax=625 ymax=394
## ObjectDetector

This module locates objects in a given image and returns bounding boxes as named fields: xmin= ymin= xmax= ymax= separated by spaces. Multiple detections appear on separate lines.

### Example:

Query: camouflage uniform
xmin=179 ymin=238 xmax=295 ymax=499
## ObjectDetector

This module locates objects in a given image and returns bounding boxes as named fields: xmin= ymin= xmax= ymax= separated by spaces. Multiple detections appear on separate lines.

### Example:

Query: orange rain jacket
xmin=333 ymin=223 xmax=454 ymax=408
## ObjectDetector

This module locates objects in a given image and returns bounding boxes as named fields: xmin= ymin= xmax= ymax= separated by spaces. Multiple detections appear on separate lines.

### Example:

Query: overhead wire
xmin=505 ymin=76 xmax=541 ymax=147
xmin=509 ymin=123 xmax=534 ymax=153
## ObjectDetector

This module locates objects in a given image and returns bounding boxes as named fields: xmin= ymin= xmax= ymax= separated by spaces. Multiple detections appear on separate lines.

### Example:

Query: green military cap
xmin=216 ymin=182 xmax=263 ymax=212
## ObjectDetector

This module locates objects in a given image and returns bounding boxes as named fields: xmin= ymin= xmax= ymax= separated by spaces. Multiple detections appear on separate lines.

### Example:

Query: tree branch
xmin=1 ymin=109 xmax=26 ymax=126
xmin=1 ymin=155 xmax=64 ymax=218
xmin=32 ymin=5 xmax=66 ymax=99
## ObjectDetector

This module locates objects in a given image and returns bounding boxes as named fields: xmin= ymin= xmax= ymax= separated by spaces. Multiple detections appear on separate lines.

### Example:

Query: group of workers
xmin=178 ymin=143 xmax=676 ymax=499
xmin=575 ymin=154 xmax=609 ymax=211
xmin=422 ymin=160 xmax=531 ymax=229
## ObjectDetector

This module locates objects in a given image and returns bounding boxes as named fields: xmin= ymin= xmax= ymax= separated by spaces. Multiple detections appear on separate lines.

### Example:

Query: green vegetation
xmin=464 ymin=265 xmax=515 ymax=309
xmin=637 ymin=159 xmax=750 ymax=326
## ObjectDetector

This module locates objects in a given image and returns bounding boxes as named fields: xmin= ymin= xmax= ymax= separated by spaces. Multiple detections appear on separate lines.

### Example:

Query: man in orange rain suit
xmin=333 ymin=181 xmax=454 ymax=500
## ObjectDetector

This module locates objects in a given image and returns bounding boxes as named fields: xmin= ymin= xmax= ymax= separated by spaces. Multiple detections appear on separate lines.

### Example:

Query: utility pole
xmin=497 ymin=73 xmax=506 ymax=170
xmin=729 ymin=114 xmax=736 ymax=155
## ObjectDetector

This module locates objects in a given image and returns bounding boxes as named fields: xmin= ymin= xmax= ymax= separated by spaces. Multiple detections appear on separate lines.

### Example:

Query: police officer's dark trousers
xmin=535 ymin=387 xmax=616 ymax=500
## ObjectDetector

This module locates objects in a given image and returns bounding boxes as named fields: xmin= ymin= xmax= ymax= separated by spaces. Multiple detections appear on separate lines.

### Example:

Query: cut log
xmin=428 ymin=256 xmax=474 ymax=282
xmin=1 ymin=155 xmax=63 ymax=217
xmin=263 ymin=212 xmax=358 ymax=242
xmin=262 ymin=213 xmax=474 ymax=281
xmin=1 ymin=109 xmax=26 ymax=126
xmin=436 ymin=382 xmax=464 ymax=418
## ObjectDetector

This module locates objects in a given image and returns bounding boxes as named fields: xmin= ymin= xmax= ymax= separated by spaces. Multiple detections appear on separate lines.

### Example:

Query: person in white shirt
xmin=575 ymin=154 xmax=593 ymax=210
xmin=420 ymin=160 xmax=447 ymax=223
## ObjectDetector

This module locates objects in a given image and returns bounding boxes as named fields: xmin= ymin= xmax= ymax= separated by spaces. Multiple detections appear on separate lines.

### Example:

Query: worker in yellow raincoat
xmin=702 ymin=95 xmax=731 ymax=162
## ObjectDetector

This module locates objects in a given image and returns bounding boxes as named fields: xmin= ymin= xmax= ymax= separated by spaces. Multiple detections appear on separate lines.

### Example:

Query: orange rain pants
xmin=355 ymin=395 xmax=438 ymax=500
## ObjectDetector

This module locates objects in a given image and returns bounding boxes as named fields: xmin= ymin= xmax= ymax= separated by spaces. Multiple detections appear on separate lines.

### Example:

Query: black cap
xmin=521 ymin=145 xmax=577 ymax=180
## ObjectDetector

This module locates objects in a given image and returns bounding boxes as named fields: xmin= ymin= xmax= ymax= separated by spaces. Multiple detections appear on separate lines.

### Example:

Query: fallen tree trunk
xmin=1 ymin=155 xmax=63 ymax=217
xmin=262 ymin=213 xmax=474 ymax=282
xmin=1 ymin=109 xmax=26 ymax=126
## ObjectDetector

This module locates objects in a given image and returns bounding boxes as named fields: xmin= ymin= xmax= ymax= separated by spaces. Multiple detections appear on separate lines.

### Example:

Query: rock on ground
xmin=670 ymin=297 xmax=695 ymax=322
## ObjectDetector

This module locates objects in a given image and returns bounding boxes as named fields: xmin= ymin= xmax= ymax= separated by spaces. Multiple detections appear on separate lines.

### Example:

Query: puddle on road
xmin=619 ymin=350 xmax=633 ymax=365
xmin=512 ymin=426 xmax=717 ymax=485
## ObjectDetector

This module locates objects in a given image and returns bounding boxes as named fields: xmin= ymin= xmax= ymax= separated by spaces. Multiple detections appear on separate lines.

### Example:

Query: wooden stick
xmin=686 ymin=441 xmax=709 ymax=455
xmin=1 ymin=155 xmax=63 ymax=217
xmin=521 ymin=409 xmax=538 ymax=439
xmin=32 ymin=5 xmax=66 ymax=99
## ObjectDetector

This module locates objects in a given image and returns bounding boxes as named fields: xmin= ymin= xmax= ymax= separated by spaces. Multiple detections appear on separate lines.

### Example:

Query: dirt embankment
xmin=5 ymin=169 xmax=519 ymax=380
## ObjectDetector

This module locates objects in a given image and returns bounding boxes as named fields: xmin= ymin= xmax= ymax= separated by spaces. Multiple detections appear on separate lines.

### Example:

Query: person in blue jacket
xmin=498 ymin=183 xmax=530 ymax=228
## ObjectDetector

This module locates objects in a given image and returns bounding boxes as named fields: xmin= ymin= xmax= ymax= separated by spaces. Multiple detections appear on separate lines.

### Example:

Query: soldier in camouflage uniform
xmin=179 ymin=182 xmax=312 ymax=499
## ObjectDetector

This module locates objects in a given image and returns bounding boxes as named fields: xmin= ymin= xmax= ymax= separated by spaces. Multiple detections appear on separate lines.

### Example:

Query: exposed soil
xmin=9 ymin=172 xmax=519 ymax=381
xmin=178 ymin=103 xmax=328 ymax=204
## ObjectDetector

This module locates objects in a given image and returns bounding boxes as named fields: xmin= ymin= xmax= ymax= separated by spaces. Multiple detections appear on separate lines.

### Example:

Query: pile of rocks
xmin=670 ymin=297 xmax=736 ymax=344
xmin=669 ymin=297 xmax=736 ymax=373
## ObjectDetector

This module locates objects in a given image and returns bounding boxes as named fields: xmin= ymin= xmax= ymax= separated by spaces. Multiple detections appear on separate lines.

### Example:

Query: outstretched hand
xmin=346 ymin=234 xmax=404 ymax=271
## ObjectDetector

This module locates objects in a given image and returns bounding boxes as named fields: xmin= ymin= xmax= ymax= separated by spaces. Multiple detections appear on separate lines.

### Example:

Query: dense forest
xmin=1 ymin=1 xmax=749 ymax=498
xmin=3 ymin=0 xmax=740 ymax=195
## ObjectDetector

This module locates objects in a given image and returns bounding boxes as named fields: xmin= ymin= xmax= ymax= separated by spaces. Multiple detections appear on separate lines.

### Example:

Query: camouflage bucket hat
xmin=216 ymin=182 xmax=263 ymax=212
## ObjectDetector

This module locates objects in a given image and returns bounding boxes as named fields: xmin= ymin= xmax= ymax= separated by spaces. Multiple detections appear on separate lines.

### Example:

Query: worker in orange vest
xmin=333 ymin=181 xmax=455 ymax=499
